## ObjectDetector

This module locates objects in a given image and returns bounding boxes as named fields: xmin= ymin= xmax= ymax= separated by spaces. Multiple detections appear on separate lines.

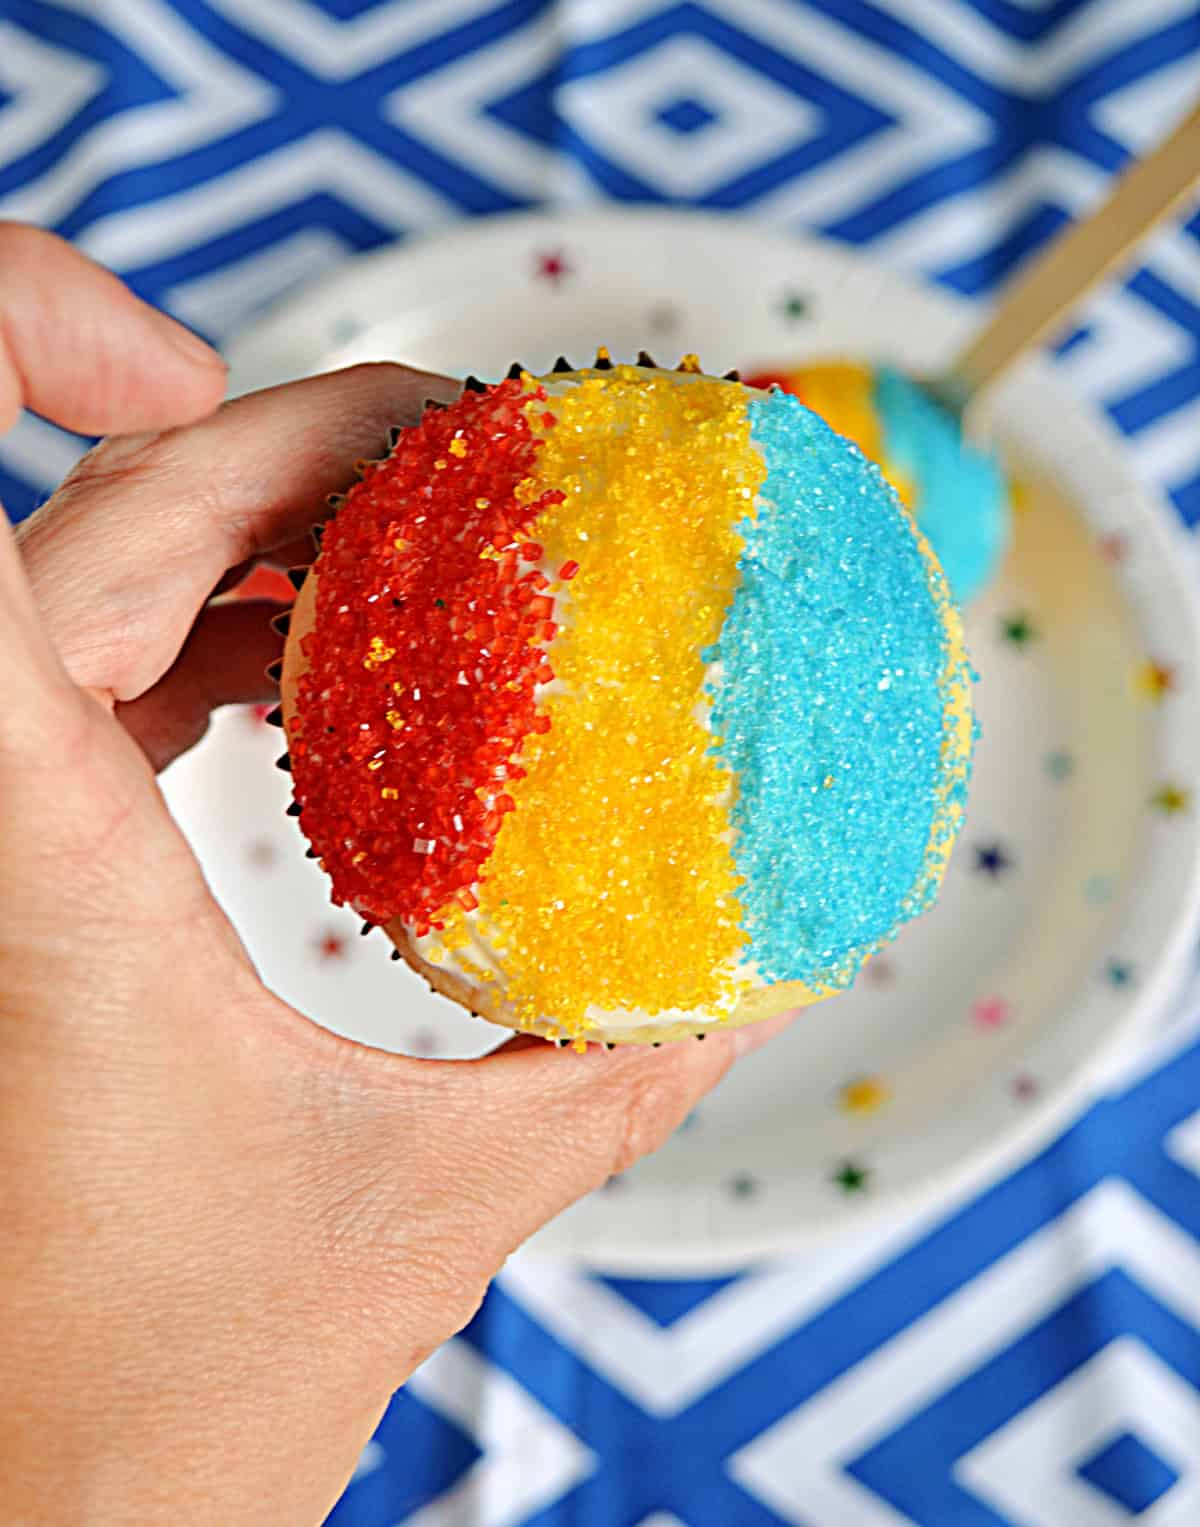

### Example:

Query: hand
xmin=0 ymin=224 xmax=792 ymax=1526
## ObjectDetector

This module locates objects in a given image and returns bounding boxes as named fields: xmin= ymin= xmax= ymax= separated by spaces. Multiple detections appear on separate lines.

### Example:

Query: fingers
xmin=19 ymin=363 xmax=461 ymax=702
xmin=115 ymin=599 xmax=285 ymax=772
xmin=413 ymin=1012 xmax=799 ymax=1264
xmin=0 ymin=223 xmax=226 ymax=437
xmin=282 ymin=979 xmax=798 ymax=1345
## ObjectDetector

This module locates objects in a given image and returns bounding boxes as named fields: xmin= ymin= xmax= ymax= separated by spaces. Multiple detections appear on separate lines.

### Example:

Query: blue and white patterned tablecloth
xmin=4 ymin=4 xmax=1200 ymax=1522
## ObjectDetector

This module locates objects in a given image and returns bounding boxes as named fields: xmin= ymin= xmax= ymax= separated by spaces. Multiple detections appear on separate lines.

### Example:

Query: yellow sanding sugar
xmin=466 ymin=368 xmax=768 ymax=1034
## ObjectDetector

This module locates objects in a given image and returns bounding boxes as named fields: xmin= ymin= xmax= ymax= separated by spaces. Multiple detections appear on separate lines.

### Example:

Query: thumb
xmin=425 ymin=1013 xmax=797 ymax=1256
xmin=291 ymin=1010 xmax=798 ymax=1375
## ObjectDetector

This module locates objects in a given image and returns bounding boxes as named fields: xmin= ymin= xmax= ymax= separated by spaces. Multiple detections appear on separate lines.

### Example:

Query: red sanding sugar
xmin=289 ymin=379 xmax=563 ymax=932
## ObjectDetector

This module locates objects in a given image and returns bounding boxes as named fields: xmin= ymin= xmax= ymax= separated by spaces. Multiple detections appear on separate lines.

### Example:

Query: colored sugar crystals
xmin=458 ymin=369 xmax=765 ymax=1029
xmin=713 ymin=388 xmax=970 ymax=989
xmin=286 ymin=362 xmax=973 ymax=1040
xmin=288 ymin=380 xmax=565 ymax=930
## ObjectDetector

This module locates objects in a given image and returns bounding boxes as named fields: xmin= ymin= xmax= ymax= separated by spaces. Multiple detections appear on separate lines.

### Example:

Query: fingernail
xmin=153 ymin=310 xmax=226 ymax=372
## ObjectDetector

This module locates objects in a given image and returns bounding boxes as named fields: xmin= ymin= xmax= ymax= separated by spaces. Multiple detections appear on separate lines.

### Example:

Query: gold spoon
xmin=930 ymin=98 xmax=1200 ymax=426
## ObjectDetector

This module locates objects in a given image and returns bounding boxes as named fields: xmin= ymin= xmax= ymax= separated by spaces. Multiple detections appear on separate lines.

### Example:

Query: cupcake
xmin=276 ymin=354 xmax=973 ymax=1046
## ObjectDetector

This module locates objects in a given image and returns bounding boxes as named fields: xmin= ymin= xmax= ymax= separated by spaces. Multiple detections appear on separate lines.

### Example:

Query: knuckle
xmin=60 ymin=430 xmax=179 ymax=498
xmin=59 ymin=422 xmax=250 ymax=560
xmin=609 ymin=1046 xmax=729 ymax=1176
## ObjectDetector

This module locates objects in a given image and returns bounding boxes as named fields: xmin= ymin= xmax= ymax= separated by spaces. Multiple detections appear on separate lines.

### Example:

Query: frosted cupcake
xmin=277 ymin=355 xmax=974 ymax=1046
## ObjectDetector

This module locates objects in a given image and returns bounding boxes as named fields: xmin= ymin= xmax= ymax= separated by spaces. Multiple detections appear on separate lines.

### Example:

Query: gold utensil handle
xmin=949 ymin=99 xmax=1200 ymax=400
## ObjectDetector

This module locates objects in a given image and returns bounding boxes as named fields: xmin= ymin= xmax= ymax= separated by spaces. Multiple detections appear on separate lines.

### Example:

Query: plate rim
xmin=223 ymin=208 xmax=1200 ymax=1272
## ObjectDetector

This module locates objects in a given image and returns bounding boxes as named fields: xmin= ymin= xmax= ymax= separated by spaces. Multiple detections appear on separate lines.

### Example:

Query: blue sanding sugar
xmin=874 ymin=366 xmax=1009 ymax=606
xmin=711 ymin=388 xmax=967 ymax=989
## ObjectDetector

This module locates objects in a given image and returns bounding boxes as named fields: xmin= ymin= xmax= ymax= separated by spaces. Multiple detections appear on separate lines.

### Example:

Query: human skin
xmin=0 ymin=225 xmax=793 ymax=1525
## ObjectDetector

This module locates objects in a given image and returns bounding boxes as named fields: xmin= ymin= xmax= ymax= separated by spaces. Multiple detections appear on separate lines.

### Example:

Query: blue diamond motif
xmin=601 ymin=1274 xmax=739 ymax=1327
xmin=1077 ymin=1431 xmax=1180 ymax=1515
xmin=655 ymin=96 xmax=719 ymax=135
xmin=325 ymin=1387 xmax=482 ymax=1523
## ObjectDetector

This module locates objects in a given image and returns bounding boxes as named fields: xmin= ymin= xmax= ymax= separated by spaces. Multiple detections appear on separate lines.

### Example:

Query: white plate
xmin=163 ymin=210 xmax=1200 ymax=1273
